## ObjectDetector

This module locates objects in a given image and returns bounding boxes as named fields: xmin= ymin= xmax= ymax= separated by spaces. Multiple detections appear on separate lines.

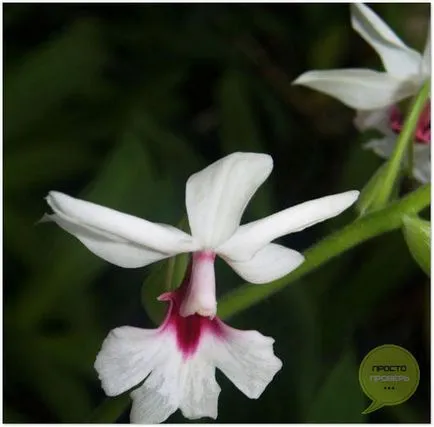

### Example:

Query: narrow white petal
xmin=294 ymin=69 xmax=417 ymax=110
xmin=186 ymin=152 xmax=273 ymax=248
xmin=223 ymin=243 xmax=304 ymax=284
xmin=211 ymin=325 xmax=282 ymax=399
xmin=43 ymin=214 xmax=170 ymax=268
xmin=364 ymin=135 xmax=397 ymax=160
xmin=354 ymin=107 xmax=392 ymax=134
xmin=413 ymin=144 xmax=431 ymax=184
xmin=351 ymin=3 xmax=422 ymax=78
xmin=130 ymin=333 xmax=220 ymax=423
xmin=218 ymin=191 xmax=359 ymax=262
xmin=94 ymin=327 xmax=164 ymax=396
xmin=46 ymin=191 xmax=199 ymax=255
xmin=421 ymin=29 xmax=431 ymax=77
xmin=130 ymin=341 xmax=183 ymax=425
xmin=131 ymin=382 xmax=179 ymax=424
xmin=179 ymin=356 xmax=220 ymax=420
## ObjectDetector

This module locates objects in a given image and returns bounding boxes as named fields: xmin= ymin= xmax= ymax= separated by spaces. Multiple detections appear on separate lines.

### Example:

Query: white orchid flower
xmin=43 ymin=152 xmax=359 ymax=423
xmin=293 ymin=3 xmax=430 ymax=110
xmin=293 ymin=3 xmax=431 ymax=183
xmin=94 ymin=261 xmax=283 ymax=423
xmin=43 ymin=152 xmax=359 ymax=319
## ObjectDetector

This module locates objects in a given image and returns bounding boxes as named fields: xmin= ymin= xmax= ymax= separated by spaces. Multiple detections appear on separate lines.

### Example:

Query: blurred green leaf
xmin=19 ymin=337 xmax=93 ymax=422
xmin=88 ymin=395 xmax=130 ymax=423
xmin=217 ymin=68 xmax=272 ymax=219
xmin=309 ymin=23 xmax=348 ymax=69
xmin=277 ymin=282 xmax=321 ymax=416
xmin=137 ymin=113 xmax=204 ymax=179
xmin=142 ymin=218 xmax=190 ymax=325
xmin=9 ymin=133 xmax=156 ymax=329
xmin=4 ymin=142 xmax=96 ymax=192
xmin=141 ymin=261 xmax=169 ymax=325
xmin=4 ymin=205 xmax=46 ymax=269
xmin=320 ymin=232 xmax=416 ymax=353
xmin=4 ymin=18 xmax=106 ymax=141
xmin=218 ymin=68 xmax=264 ymax=153
xmin=141 ymin=252 xmax=189 ymax=325
xmin=402 ymin=215 xmax=430 ymax=275
xmin=306 ymin=347 xmax=364 ymax=422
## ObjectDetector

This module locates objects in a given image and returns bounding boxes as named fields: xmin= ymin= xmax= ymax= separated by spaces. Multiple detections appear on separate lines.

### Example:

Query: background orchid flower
xmin=293 ymin=3 xmax=430 ymax=110
xmin=293 ymin=3 xmax=431 ymax=183
xmin=43 ymin=152 xmax=359 ymax=319
xmin=94 ymin=260 xmax=282 ymax=424
xmin=355 ymin=104 xmax=431 ymax=183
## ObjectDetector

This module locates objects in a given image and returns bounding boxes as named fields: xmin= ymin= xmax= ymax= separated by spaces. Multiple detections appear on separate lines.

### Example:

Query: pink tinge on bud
xmin=179 ymin=250 xmax=217 ymax=318
xmin=389 ymin=102 xmax=431 ymax=145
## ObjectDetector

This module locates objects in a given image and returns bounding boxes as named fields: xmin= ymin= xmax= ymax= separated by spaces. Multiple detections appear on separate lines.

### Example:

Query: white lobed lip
xmin=94 ymin=293 xmax=282 ymax=423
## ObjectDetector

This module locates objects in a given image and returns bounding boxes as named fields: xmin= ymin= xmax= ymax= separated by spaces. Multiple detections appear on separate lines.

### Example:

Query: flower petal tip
xmin=37 ymin=213 xmax=53 ymax=225
xmin=348 ymin=190 xmax=361 ymax=204
xmin=292 ymin=73 xmax=310 ymax=86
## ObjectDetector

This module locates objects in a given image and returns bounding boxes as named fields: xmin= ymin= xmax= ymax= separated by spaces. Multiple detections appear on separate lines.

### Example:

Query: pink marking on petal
xmin=195 ymin=251 xmax=216 ymax=261
xmin=415 ymin=102 xmax=431 ymax=144
xmin=157 ymin=259 xmax=224 ymax=359
xmin=389 ymin=105 xmax=404 ymax=134
xmin=388 ymin=102 xmax=431 ymax=145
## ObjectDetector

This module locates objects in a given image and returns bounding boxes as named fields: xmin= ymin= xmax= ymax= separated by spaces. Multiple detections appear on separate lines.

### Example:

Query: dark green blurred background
xmin=4 ymin=3 xmax=430 ymax=423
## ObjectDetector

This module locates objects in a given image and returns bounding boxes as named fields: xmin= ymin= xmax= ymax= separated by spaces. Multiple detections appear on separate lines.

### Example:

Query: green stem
xmin=372 ymin=81 xmax=430 ymax=209
xmin=217 ymin=183 xmax=430 ymax=319
xmin=407 ymin=135 xmax=414 ymax=180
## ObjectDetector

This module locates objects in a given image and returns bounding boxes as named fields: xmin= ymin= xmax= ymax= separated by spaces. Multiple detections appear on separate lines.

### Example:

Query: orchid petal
xmin=130 ymin=338 xmax=183 ymax=424
xmin=179 ymin=356 xmax=220 ymax=420
xmin=42 ymin=214 xmax=170 ymax=268
xmin=222 ymin=243 xmax=305 ymax=284
xmin=354 ymin=107 xmax=393 ymax=134
xmin=212 ymin=324 xmax=282 ymax=399
xmin=186 ymin=152 xmax=273 ymax=248
xmin=364 ymin=135 xmax=397 ymax=159
xmin=351 ymin=3 xmax=422 ymax=78
xmin=128 ymin=331 xmax=220 ymax=423
xmin=421 ymin=28 xmax=431 ymax=77
xmin=94 ymin=326 xmax=164 ymax=396
xmin=413 ymin=144 xmax=431 ymax=184
xmin=46 ymin=191 xmax=199 ymax=258
xmin=218 ymin=191 xmax=359 ymax=261
xmin=293 ymin=69 xmax=416 ymax=109
xmin=365 ymin=137 xmax=431 ymax=184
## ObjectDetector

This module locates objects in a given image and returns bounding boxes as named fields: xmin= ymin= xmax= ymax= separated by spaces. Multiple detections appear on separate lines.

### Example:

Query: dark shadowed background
xmin=4 ymin=3 xmax=430 ymax=423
